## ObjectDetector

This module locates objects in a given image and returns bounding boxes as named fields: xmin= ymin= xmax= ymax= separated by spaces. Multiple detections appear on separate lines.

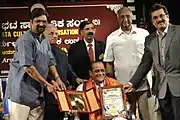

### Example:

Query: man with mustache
xmin=103 ymin=7 xmax=151 ymax=120
xmin=5 ymin=8 xmax=65 ymax=120
xmin=68 ymin=20 xmax=105 ymax=87
xmin=76 ymin=61 xmax=125 ymax=120
xmin=124 ymin=3 xmax=180 ymax=120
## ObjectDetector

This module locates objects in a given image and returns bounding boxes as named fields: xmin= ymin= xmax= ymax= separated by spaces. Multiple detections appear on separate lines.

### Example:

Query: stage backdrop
xmin=0 ymin=3 xmax=123 ymax=77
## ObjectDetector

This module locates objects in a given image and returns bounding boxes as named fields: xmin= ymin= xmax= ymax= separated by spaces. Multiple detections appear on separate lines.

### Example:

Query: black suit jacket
xmin=68 ymin=40 xmax=105 ymax=81
xmin=44 ymin=45 xmax=77 ymax=105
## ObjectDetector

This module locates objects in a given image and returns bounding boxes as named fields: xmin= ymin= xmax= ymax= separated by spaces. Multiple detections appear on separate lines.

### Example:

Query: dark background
xmin=0 ymin=0 xmax=180 ymax=34
xmin=135 ymin=0 xmax=180 ymax=32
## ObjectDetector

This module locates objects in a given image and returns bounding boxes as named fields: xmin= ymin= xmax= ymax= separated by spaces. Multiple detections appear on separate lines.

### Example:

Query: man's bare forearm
xmin=49 ymin=65 xmax=60 ymax=80
xmin=24 ymin=65 xmax=48 ymax=86
xmin=49 ymin=65 xmax=66 ymax=90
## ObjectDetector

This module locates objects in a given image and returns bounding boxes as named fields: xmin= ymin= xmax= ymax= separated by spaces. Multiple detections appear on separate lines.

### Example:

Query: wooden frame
xmin=66 ymin=90 xmax=88 ymax=113
xmin=56 ymin=88 xmax=100 ymax=113
xmin=100 ymin=86 xmax=127 ymax=119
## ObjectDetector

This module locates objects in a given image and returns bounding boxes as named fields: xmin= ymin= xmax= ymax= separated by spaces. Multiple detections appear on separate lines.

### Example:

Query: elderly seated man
xmin=75 ymin=61 xmax=136 ymax=120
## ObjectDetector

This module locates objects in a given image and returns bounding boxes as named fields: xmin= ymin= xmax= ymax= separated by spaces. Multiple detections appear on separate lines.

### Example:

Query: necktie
xmin=88 ymin=43 xmax=94 ymax=62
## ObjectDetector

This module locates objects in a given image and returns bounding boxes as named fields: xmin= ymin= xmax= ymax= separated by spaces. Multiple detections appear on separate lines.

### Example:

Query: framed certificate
xmin=100 ymin=86 xmax=127 ymax=119
xmin=56 ymin=88 xmax=100 ymax=113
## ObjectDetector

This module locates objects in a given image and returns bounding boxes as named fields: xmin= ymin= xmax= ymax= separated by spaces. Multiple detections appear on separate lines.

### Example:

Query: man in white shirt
xmin=103 ymin=7 xmax=150 ymax=120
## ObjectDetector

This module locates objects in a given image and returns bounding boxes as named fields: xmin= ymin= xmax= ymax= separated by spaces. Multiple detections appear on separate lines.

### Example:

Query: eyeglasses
xmin=33 ymin=19 xmax=47 ymax=24
xmin=48 ymin=32 xmax=58 ymax=37
xmin=152 ymin=14 xmax=167 ymax=21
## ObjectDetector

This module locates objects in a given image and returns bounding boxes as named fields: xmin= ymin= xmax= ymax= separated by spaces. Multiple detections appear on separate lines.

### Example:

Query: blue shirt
xmin=5 ymin=30 xmax=55 ymax=108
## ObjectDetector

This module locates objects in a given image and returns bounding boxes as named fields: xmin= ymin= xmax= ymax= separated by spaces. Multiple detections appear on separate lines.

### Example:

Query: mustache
xmin=87 ymin=32 xmax=94 ymax=35
xmin=157 ymin=19 xmax=165 ymax=24
xmin=37 ymin=25 xmax=46 ymax=29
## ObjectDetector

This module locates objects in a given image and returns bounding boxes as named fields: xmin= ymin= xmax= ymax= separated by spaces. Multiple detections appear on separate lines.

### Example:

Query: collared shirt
xmin=156 ymin=25 xmax=168 ymax=35
xmin=103 ymin=26 xmax=149 ymax=86
xmin=157 ymin=25 xmax=168 ymax=67
xmin=84 ymin=38 xmax=95 ymax=60
xmin=5 ymin=30 xmax=55 ymax=108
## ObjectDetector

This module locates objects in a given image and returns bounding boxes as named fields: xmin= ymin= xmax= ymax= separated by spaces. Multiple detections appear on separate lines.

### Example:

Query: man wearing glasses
xmin=5 ymin=8 xmax=65 ymax=120
xmin=124 ymin=3 xmax=180 ymax=120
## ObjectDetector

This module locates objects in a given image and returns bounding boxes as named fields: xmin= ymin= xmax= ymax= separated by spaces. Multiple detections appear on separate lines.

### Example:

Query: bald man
xmin=44 ymin=24 xmax=82 ymax=120
xmin=103 ymin=7 xmax=151 ymax=120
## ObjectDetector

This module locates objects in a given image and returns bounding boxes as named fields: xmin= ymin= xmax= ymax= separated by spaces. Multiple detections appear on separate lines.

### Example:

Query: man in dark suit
xmin=44 ymin=24 xmax=82 ymax=120
xmin=124 ymin=3 xmax=180 ymax=120
xmin=68 ymin=20 xmax=105 ymax=85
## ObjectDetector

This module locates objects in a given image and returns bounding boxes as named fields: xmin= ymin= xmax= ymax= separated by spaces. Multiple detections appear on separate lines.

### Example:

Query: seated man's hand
xmin=123 ymin=82 xmax=134 ymax=93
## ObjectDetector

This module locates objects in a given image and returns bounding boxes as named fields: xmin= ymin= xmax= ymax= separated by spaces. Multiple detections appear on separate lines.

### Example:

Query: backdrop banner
xmin=0 ymin=3 xmax=123 ymax=76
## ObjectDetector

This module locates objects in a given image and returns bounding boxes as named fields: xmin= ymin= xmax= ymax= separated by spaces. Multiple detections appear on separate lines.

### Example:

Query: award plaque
xmin=56 ymin=88 xmax=100 ymax=113
xmin=67 ymin=91 xmax=88 ymax=113
xmin=100 ymin=86 xmax=126 ymax=119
